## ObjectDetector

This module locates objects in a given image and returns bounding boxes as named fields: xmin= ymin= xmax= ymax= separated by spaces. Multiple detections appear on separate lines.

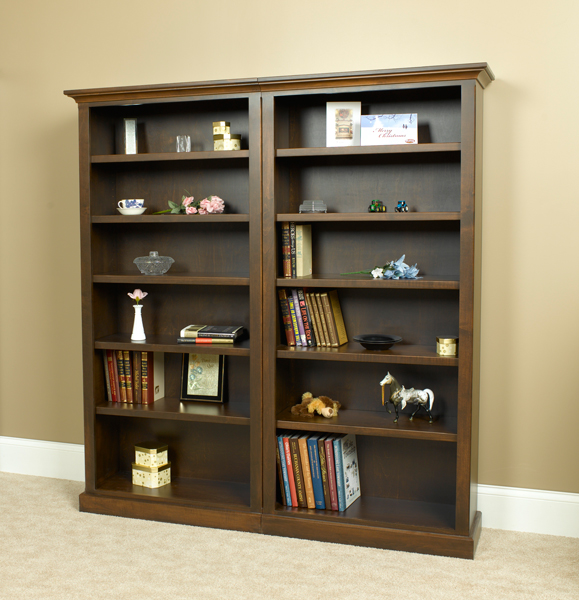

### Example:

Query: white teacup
xmin=118 ymin=199 xmax=145 ymax=209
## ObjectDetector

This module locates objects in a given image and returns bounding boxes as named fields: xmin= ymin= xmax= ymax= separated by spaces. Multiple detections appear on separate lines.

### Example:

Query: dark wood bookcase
xmin=66 ymin=63 xmax=493 ymax=558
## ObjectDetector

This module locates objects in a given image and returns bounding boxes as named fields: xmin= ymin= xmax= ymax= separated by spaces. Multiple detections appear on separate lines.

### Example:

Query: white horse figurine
xmin=380 ymin=372 xmax=435 ymax=423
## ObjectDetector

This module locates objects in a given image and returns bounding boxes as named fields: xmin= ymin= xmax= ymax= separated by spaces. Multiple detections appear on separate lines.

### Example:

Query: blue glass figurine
xmin=395 ymin=201 xmax=409 ymax=212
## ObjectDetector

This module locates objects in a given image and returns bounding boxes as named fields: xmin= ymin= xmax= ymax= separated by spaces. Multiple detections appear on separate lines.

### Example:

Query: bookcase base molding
xmin=65 ymin=62 xmax=492 ymax=559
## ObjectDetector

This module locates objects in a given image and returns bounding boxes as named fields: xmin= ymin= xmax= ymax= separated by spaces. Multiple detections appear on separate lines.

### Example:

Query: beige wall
xmin=1 ymin=0 xmax=578 ymax=494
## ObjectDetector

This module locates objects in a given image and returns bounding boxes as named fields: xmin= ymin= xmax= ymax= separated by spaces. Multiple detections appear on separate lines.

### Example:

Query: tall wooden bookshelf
xmin=66 ymin=63 xmax=493 ymax=558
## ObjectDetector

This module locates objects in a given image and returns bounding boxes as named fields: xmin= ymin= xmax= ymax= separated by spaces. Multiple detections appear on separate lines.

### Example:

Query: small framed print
xmin=181 ymin=354 xmax=224 ymax=402
xmin=326 ymin=101 xmax=361 ymax=147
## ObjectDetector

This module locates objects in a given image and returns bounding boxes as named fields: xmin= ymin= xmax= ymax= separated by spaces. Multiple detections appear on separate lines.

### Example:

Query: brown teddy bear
xmin=290 ymin=392 xmax=341 ymax=418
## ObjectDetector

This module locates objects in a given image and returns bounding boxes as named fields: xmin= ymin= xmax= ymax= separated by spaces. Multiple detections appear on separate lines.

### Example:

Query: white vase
xmin=131 ymin=304 xmax=146 ymax=341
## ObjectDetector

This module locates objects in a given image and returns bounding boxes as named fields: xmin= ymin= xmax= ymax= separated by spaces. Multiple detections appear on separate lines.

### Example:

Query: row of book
xmin=177 ymin=324 xmax=245 ymax=345
xmin=103 ymin=350 xmax=164 ymax=404
xmin=278 ymin=288 xmax=348 ymax=347
xmin=281 ymin=222 xmax=312 ymax=278
xmin=276 ymin=431 xmax=361 ymax=511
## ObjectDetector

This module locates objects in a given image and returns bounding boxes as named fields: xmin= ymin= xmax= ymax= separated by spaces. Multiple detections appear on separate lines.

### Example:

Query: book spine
xmin=295 ymin=224 xmax=312 ymax=277
xmin=333 ymin=436 xmax=346 ymax=511
xmin=329 ymin=289 xmax=348 ymax=345
xmin=307 ymin=437 xmax=326 ymax=509
xmin=281 ymin=221 xmax=292 ymax=278
xmin=297 ymin=288 xmax=315 ymax=347
xmin=341 ymin=434 xmax=361 ymax=509
xmin=196 ymin=332 xmax=239 ymax=339
xmin=275 ymin=442 xmax=287 ymax=506
xmin=298 ymin=436 xmax=316 ymax=509
xmin=315 ymin=293 xmax=330 ymax=347
xmin=291 ymin=289 xmax=307 ymax=345
xmin=287 ymin=292 xmax=302 ymax=346
xmin=277 ymin=434 xmax=292 ymax=505
xmin=132 ymin=351 xmax=142 ymax=404
xmin=106 ymin=350 xmax=118 ymax=403
xmin=305 ymin=292 xmax=322 ymax=347
xmin=324 ymin=438 xmax=339 ymax=511
xmin=317 ymin=436 xmax=332 ymax=509
xmin=283 ymin=436 xmax=298 ymax=507
xmin=141 ymin=351 xmax=151 ymax=404
xmin=103 ymin=351 xmax=112 ymax=402
xmin=320 ymin=292 xmax=339 ymax=347
xmin=289 ymin=435 xmax=306 ymax=507
xmin=116 ymin=350 xmax=127 ymax=402
xmin=123 ymin=350 xmax=133 ymax=403
xmin=289 ymin=222 xmax=297 ymax=278
xmin=177 ymin=337 xmax=234 ymax=344
xmin=278 ymin=289 xmax=296 ymax=346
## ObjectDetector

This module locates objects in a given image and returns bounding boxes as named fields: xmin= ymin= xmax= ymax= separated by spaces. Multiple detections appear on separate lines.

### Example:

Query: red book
xmin=132 ymin=351 xmax=142 ymax=404
xmin=297 ymin=288 xmax=316 ymax=346
xmin=324 ymin=437 xmax=339 ymax=511
xmin=141 ymin=352 xmax=164 ymax=404
xmin=106 ymin=350 xmax=119 ymax=403
xmin=116 ymin=350 xmax=127 ymax=402
xmin=123 ymin=350 xmax=133 ymax=403
xmin=278 ymin=289 xmax=296 ymax=346
xmin=282 ymin=433 xmax=298 ymax=507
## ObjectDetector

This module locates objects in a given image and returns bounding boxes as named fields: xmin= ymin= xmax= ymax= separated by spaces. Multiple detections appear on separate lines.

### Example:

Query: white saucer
xmin=117 ymin=207 xmax=146 ymax=215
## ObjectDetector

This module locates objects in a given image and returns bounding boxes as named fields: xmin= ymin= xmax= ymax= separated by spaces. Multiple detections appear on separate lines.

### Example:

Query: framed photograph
xmin=180 ymin=353 xmax=224 ymax=402
xmin=326 ymin=101 xmax=361 ymax=147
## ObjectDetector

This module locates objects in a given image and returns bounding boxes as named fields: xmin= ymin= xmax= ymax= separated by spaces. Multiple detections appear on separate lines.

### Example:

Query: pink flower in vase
xmin=186 ymin=206 xmax=198 ymax=214
xmin=182 ymin=196 xmax=194 ymax=207
xmin=128 ymin=289 xmax=148 ymax=304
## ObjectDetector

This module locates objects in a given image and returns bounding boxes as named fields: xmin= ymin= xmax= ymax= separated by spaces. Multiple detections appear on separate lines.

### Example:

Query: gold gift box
xmin=436 ymin=336 xmax=458 ymax=356
xmin=214 ymin=133 xmax=241 ymax=151
xmin=213 ymin=121 xmax=231 ymax=135
xmin=132 ymin=462 xmax=171 ymax=488
xmin=134 ymin=441 xmax=168 ymax=468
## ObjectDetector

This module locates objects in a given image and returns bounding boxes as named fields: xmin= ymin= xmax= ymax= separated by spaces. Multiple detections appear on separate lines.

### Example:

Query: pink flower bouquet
xmin=154 ymin=193 xmax=225 ymax=215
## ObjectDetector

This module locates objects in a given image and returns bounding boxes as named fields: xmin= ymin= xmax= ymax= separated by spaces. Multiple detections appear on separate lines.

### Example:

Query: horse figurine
xmin=380 ymin=372 xmax=435 ymax=423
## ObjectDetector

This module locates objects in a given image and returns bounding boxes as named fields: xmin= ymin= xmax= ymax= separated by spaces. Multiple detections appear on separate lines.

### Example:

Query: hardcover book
xmin=324 ymin=436 xmax=339 ymax=511
xmin=316 ymin=434 xmax=332 ymax=509
xmin=123 ymin=350 xmax=133 ymax=403
xmin=305 ymin=293 xmax=323 ymax=347
xmin=276 ymin=432 xmax=292 ymax=506
xmin=307 ymin=434 xmax=326 ymax=509
xmin=116 ymin=350 xmax=127 ymax=403
xmin=282 ymin=433 xmax=298 ymax=506
xmin=141 ymin=352 xmax=165 ymax=404
xmin=298 ymin=435 xmax=316 ymax=509
xmin=289 ymin=434 xmax=307 ymax=508
xmin=276 ymin=442 xmax=287 ymax=506
xmin=289 ymin=222 xmax=297 ymax=278
xmin=281 ymin=222 xmax=292 ymax=278
xmin=295 ymin=224 xmax=312 ymax=277
xmin=132 ymin=351 xmax=142 ymax=403
xmin=297 ymin=288 xmax=316 ymax=347
xmin=180 ymin=324 xmax=244 ymax=340
xmin=278 ymin=289 xmax=296 ymax=346
xmin=286 ymin=293 xmax=302 ymax=346
xmin=291 ymin=289 xmax=307 ymax=346
xmin=314 ymin=293 xmax=330 ymax=347
xmin=333 ymin=433 xmax=361 ymax=510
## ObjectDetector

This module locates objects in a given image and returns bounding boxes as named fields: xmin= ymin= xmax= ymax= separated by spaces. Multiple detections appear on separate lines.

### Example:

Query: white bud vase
xmin=131 ymin=304 xmax=146 ymax=341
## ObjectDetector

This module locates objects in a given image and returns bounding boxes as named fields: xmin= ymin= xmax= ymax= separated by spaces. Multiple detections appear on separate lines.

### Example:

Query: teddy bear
xmin=290 ymin=392 xmax=341 ymax=418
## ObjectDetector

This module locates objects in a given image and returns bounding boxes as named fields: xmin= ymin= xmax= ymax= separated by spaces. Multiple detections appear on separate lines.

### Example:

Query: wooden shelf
xmin=277 ymin=343 xmax=458 ymax=366
xmin=276 ymin=407 xmax=456 ymax=441
xmin=93 ymin=273 xmax=250 ymax=286
xmin=92 ymin=150 xmax=249 ymax=163
xmin=92 ymin=214 xmax=250 ymax=224
xmin=275 ymin=143 xmax=460 ymax=158
xmin=95 ymin=334 xmax=251 ymax=356
xmin=97 ymin=397 xmax=250 ymax=425
xmin=276 ymin=212 xmax=460 ymax=222
xmin=97 ymin=472 xmax=251 ymax=511
xmin=273 ymin=495 xmax=455 ymax=533
xmin=276 ymin=274 xmax=459 ymax=290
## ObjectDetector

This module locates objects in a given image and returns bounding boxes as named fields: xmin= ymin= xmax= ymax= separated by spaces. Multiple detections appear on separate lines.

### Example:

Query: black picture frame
xmin=180 ymin=354 xmax=225 ymax=402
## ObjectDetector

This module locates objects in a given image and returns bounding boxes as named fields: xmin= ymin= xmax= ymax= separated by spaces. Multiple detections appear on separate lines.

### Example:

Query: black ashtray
xmin=353 ymin=334 xmax=402 ymax=351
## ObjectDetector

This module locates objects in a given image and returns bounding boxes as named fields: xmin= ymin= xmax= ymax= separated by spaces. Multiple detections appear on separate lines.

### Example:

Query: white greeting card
xmin=326 ymin=102 xmax=361 ymax=147
xmin=360 ymin=113 xmax=418 ymax=146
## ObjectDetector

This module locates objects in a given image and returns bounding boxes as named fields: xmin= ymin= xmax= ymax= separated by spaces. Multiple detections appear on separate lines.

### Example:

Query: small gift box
xmin=132 ymin=462 xmax=171 ymax=488
xmin=134 ymin=441 xmax=169 ymax=468
xmin=213 ymin=121 xmax=231 ymax=135
xmin=214 ymin=133 xmax=241 ymax=151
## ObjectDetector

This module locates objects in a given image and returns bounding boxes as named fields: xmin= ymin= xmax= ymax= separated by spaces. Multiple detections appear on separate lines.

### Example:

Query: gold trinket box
xmin=436 ymin=336 xmax=458 ymax=357
xmin=212 ymin=121 xmax=231 ymax=135
xmin=132 ymin=462 xmax=171 ymax=488
xmin=213 ymin=133 xmax=241 ymax=151
xmin=134 ymin=441 xmax=168 ymax=467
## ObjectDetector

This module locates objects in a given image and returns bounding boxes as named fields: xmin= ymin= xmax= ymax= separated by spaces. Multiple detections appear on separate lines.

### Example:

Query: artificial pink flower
xmin=200 ymin=195 xmax=225 ymax=214
xmin=186 ymin=206 xmax=198 ymax=214
xmin=197 ymin=206 xmax=208 ymax=215
xmin=128 ymin=289 xmax=148 ymax=304
xmin=182 ymin=196 xmax=194 ymax=207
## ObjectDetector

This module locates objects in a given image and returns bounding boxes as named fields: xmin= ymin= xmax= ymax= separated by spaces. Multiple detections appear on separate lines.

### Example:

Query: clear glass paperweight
xmin=133 ymin=251 xmax=175 ymax=275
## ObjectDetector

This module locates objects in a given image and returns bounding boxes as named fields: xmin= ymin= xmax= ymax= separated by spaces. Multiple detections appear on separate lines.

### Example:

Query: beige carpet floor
xmin=0 ymin=472 xmax=577 ymax=600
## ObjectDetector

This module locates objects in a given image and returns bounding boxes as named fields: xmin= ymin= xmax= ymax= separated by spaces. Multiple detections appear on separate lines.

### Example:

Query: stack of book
xmin=177 ymin=324 xmax=245 ymax=345
xmin=278 ymin=288 xmax=347 ymax=347
xmin=103 ymin=350 xmax=164 ymax=404
xmin=276 ymin=431 xmax=361 ymax=511
xmin=281 ymin=222 xmax=312 ymax=278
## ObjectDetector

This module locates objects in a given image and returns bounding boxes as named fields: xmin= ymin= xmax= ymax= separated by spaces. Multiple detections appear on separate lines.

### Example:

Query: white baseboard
xmin=478 ymin=484 xmax=579 ymax=538
xmin=0 ymin=436 xmax=85 ymax=482
xmin=1 ymin=436 xmax=577 ymax=538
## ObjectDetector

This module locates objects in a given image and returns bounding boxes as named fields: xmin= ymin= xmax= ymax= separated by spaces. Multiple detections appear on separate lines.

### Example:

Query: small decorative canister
xmin=132 ymin=462 xmax=171 ymax=488
xmin=214 ymin=133 xmax=241 ymax=151
xmin=213 ymin=121 xmax=231 ymax=135
xmin=135 ymin=441 xmax=168 ymax=468
xmin=436 ymin=336 xmax=458 ymax=357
